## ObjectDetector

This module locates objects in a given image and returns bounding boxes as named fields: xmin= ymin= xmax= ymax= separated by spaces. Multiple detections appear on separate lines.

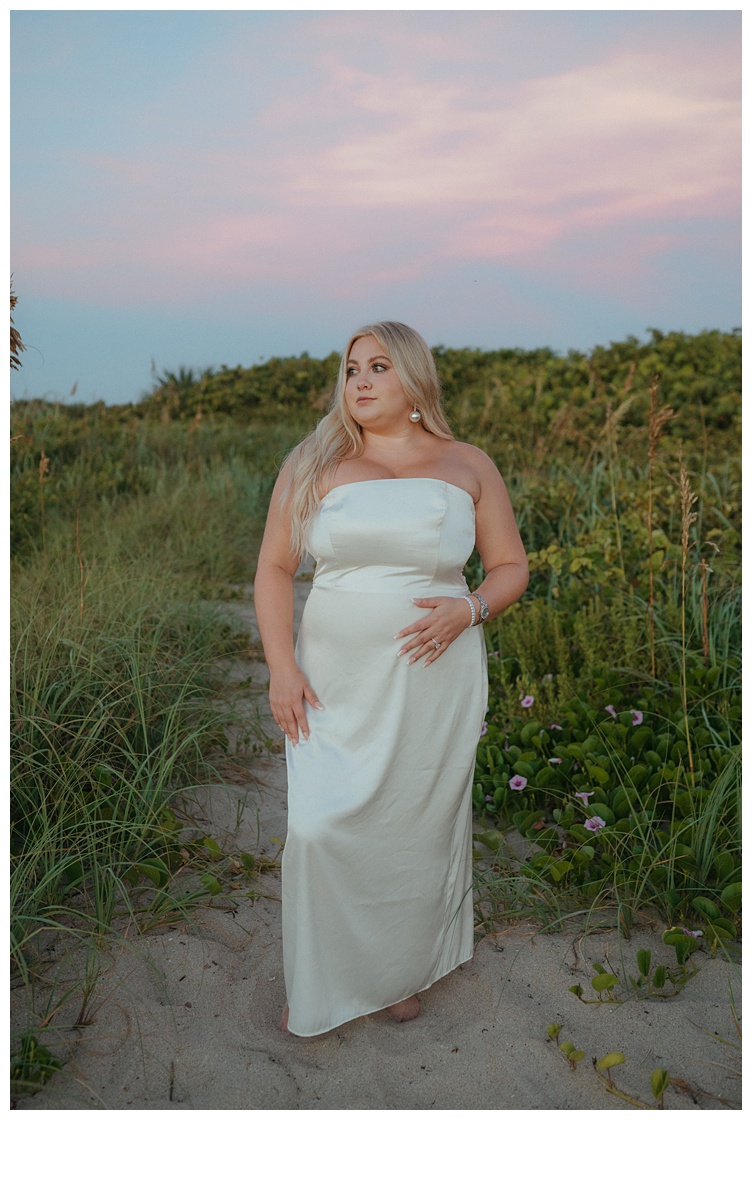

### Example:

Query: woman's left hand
xmin=394 ymin=596 xmax=475 ymax=666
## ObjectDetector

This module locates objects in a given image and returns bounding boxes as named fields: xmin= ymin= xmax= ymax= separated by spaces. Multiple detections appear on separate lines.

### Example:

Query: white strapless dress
xmin=282 ymin=478 xmax=488 ymax=1036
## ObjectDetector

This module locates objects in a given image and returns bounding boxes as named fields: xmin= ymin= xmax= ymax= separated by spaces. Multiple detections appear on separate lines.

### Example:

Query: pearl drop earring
xmin=408 ymin=407 xmax=422 ymax=423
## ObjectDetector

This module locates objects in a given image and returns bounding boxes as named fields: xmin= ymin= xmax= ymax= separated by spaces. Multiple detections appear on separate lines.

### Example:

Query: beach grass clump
xmin=10 ymin=549 xmax=238 ymax=973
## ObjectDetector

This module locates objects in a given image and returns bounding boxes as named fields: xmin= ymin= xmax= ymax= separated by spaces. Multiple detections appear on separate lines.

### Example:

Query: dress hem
xmin=285 ymin=948 xmax=475 ymax=1039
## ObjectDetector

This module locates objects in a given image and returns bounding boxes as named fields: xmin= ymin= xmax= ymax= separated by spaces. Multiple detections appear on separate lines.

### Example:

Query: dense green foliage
xmin=10 ymin=327 xmax=741 ymax=965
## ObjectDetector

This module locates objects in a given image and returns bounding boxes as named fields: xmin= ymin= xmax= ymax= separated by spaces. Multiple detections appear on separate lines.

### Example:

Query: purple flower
xmin=683 ymin=929 xmax=703 ymax=938
xmin=575 ymin=791 xmax=594 ymax=801
xmin=503 ymin=739 xmax=510 ymax=750
xmin=485 ymin=794 xmax=493 ymax=804
xmin=543 ymin=673 xmax=553 ymax=682
xmin=509 ymin=774 xmax=527 ymax=791
xmin=584 ymin=815 xmax=606 ymax=832
xmin=548 ymin=757 xmax=562 ymax=764
xmin=521 ymin=694 xmax=535 ymax=708
xmin=631 ymin=710 xmax=643 ymax=726
xmin=605 ymin=705 xmax=617 ymax=718
xmin=479 ymin=721 xmax=488 ymax=738
xmin=550 ymin=723 xmax=562 ymax=731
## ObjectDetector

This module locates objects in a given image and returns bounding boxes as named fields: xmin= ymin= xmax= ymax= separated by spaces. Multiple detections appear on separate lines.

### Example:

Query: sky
xmin=9 ymin=5 xmax=742 ymax=407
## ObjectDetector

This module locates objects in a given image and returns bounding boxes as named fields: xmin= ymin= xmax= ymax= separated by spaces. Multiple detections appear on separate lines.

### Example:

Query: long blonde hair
xmin=282 ymin=321 xmax=453 ymax=557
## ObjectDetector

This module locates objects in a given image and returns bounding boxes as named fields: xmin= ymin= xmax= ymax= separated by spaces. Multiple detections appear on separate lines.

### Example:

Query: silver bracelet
xmin=463 ymin=595 xmax=477 ymax=627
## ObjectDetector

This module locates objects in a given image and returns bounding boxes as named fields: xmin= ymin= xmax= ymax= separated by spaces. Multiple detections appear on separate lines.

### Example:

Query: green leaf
xmin=596 ymin=1052 xmax=626 ymax=1072
xmin=587 ymin=803 xmax=615 ymax=825
xmin=587 ymin=765 xmax=611 ymax=786
xmin=560 ymin=1041 xmax=576 ymax=1056
xmin=568 ymin=1049 xmax=585 ymax=1065
xmin=475 ymin=831 xmax=503 ymax=852
xmin=519 ymin=721 xmax=543 ymax=746
xmin=636 ymin=949 xmax=651 ymax=978
xmin=652 ymin=965 xmax=666 ymax=989
xmin=713 ymin=852 xmax=736 ymax=882
xmin=706 ymin=918 xmax=736 ymax=943
xmin=202 ymin=836 xmax=223 ymax=860
xmin=591 ymin=973 xmax=619 ymax=994
xmin=200 ymin=872 xmax=222 ymax=896
xmin=137 ymin=858 xmax=168 ymax=887
xmin=692 ymin=895 xmax=721 ymax=920
xmin=572 ymin=845 xmax=595 ymax=866
xmin=650 ymin=1068 xmax=670 ymax=1100
xmin=569 ymin=984 xmax=584 ymax=999
xmin=720 ymin=882 xmax=742 ymax=913
xmin=547 ymin=1024 xmax=563 ymax=1042
xmin=662 ymin=929 xmax=693 ymax=965
xmin=548 ymin=861 xmax=574 ymax=883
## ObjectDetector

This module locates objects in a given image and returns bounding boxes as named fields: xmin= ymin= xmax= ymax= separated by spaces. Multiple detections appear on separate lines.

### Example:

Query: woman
xmin=254 ymin=321 xmax=528 ymax=1037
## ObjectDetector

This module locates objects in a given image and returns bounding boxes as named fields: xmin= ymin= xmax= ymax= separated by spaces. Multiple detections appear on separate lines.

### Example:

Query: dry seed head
xmin=678 ymin=457 xmax=698 ymax=555
xmin=10 ymin=278 xmax=26 ymax=370
xmin=38 ymin=450 xmax=50 ymax=481
xmin=648 ymin=377 xmax=674 ymax=457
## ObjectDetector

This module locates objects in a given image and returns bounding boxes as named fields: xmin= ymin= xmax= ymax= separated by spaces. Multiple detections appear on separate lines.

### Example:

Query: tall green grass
xmin=10 ymin=451 xmax=280 ymax=983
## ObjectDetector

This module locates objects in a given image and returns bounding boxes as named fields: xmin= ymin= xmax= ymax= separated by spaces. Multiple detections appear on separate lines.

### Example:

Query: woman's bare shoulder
xmin=451 ymin=440 xmax=503 ymax=479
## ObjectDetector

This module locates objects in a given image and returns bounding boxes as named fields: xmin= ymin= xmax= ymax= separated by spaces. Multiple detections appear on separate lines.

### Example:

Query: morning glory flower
xmin=605 ymin=705 xmax=617 ymax=718
xmin=550 ymin=723 xmax=562 ymax=730
xmin=584 ymin=815 xmax=606 ymax=832
xmin=631 ymin=710 xmax=643 ymax=726
xmin=509 ymin=774 xmax=527 ymax=790
xmin=548 ymin=757 xmax=562 ymax=764
xmin=575 ymin=791 xmax=594 ymax=801
xmin=683 ymin=929 xmax=703 ymax=938
xmin=521 ymin=695 xmax=535 ymax=708
xmin=479 ymin=721 xmax=488 ymax=737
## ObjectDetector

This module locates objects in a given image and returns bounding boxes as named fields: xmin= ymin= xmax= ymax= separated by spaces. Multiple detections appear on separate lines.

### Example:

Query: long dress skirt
xmin=281 ymin=478 xmax=488 ymax=1036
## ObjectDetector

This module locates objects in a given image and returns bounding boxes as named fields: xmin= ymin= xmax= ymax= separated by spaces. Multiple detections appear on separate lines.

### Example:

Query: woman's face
xmin=344 ymin=335 xmax=411 ymax=431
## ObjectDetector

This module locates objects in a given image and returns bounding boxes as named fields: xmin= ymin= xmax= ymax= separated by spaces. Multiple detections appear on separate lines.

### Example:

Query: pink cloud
xmin=12 ymin=16 xmax=740 ymax=307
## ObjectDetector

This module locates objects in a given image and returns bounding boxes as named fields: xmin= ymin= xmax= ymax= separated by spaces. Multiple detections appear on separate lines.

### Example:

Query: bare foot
xmin=387 ymin=995 xmax=421 ymax=1022
xmin=278 ymin=1004 xmax=289 ymax=1033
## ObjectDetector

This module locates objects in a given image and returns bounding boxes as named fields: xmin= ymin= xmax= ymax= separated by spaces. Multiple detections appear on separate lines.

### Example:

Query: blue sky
xmin=10 ymin=7 xmax=741 ymax=406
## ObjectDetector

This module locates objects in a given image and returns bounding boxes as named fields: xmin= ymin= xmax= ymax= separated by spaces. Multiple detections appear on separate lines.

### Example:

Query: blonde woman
xmin=254 ymin=321 xmax=528 ymax=1037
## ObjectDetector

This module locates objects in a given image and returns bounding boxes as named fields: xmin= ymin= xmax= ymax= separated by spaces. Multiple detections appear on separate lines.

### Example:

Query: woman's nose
xmin=357 ymin=377 xmax=372 ymax=390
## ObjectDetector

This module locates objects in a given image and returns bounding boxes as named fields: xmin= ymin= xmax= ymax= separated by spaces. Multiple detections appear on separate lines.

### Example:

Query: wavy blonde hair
xmin=281 ymin=321 xmax=453 ymax=557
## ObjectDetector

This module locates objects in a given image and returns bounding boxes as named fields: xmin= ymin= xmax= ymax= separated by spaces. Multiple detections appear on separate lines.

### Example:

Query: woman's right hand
xmin=269 ymin=666 xmax=324 ymax=747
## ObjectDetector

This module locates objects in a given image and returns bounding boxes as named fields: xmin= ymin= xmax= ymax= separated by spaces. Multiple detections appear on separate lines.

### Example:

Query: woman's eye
xmin=373 ymin=363 xmax=387 ymax=372
xmin=346 ymin=367 xmax=357 ymax=376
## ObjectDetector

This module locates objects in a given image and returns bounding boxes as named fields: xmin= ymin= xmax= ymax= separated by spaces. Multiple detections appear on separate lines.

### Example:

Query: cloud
xmin=12 ymin=13 xmax=740 ymax=309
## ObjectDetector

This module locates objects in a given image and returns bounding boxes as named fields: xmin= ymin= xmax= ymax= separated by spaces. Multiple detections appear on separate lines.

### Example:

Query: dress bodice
xmin=306 ymin=477 xmax=476 ymax=596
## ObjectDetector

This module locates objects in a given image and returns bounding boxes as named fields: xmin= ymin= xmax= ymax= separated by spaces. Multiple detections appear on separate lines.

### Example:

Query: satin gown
xmin=282 ymin=478 xmax=488 ymax=1037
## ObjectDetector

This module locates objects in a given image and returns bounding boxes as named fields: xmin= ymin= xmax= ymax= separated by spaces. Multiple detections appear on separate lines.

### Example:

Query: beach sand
xmin=11 ymin=583 xmax=741 ymax=1112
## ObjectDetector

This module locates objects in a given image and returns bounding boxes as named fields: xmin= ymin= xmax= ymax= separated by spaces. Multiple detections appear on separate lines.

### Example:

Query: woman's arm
xmin=395 ymin=448 xmax=529 ymax=664
xmin=254 ymin=467 xmax=323 ymax=745
xmin=466 ymin=448 xmax=530 ymax=618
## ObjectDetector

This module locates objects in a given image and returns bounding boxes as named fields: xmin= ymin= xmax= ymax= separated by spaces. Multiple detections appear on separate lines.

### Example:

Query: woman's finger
xmin=394 ymin=620 xmax=428 ymax=640
xmin=303 ymin=684 xmax=324 ymax=711
xmin=407 ymin=637 xmax=441 ymax=665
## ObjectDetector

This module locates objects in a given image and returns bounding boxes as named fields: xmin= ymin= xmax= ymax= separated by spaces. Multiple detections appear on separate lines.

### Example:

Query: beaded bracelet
xmin=463 ymin=595 xmax=478 ymax=627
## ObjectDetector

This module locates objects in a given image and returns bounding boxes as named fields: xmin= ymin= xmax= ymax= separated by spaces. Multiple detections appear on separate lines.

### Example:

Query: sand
xmin=11 ymin=583 xmax=741 ymax=1112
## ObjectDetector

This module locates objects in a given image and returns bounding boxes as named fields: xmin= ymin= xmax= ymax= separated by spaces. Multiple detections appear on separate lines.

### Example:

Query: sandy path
xmin=12 ymin=583 xmax=741 ymax=1110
